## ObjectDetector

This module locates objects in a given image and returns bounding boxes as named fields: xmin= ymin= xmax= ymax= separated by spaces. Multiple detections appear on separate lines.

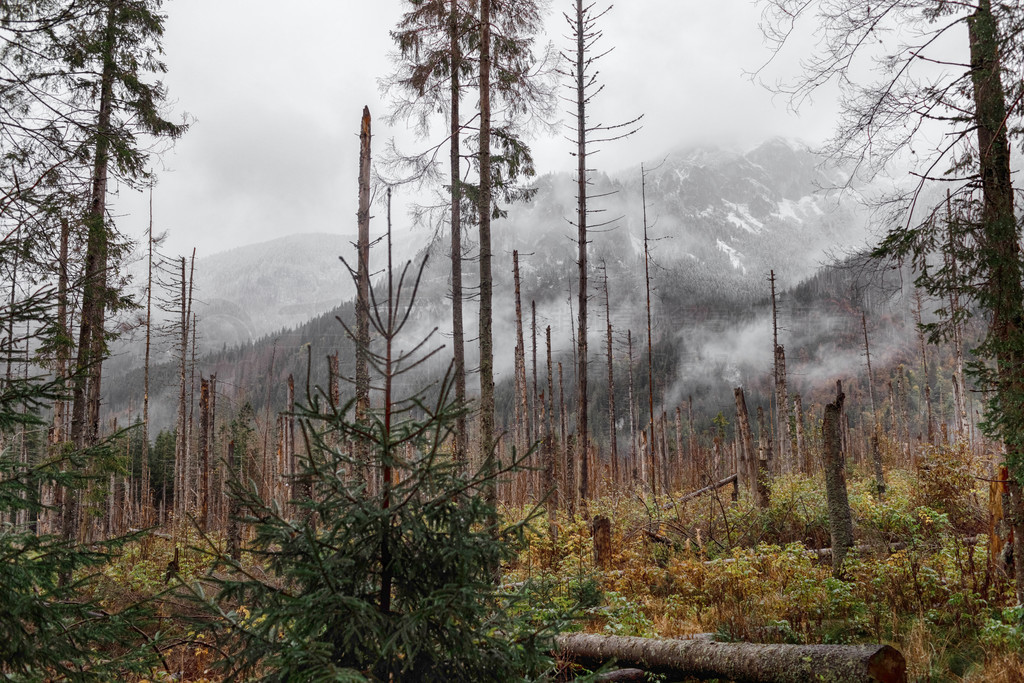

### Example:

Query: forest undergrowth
xmin=79 ymin=439 xmax=1024 ymax=683
xmin=502 ymin=441 xmax=1023 ymax=682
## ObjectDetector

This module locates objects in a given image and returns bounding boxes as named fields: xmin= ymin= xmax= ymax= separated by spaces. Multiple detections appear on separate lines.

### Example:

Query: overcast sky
xmin=115 ymin=0 xmax=840 ymax=258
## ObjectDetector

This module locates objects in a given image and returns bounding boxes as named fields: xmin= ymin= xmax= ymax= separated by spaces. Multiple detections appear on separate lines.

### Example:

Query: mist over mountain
xmin=107 ymin=138 xmax=901 ymax=434
xmin=190 ymin=232 xmax=358 ymax=347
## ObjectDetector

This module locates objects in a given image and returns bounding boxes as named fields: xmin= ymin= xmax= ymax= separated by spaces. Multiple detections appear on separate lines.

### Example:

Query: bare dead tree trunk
xmin=944 ymin=191 xmax=970 ymax=444
xmin=572 ymin=0 xmax=591 ymax=510
xmin=774 ymin=344 xmax=792 ymax=474
xmin=897 ymin=365 xmax=911 ymax=466
xmin=142 ymin=195 xmax=154 ymax=521
xmin=329 ymin=353 xmax=340 ymax=407
xmin=770 ymin=270 xmax=792 ymax=473
xmin=688 ymin=396 xmax=698 ymax=489
xmin=187 ymin=310 xmax=197 ymax=515
xmin=288 ymin=374 xmax=296 ymax=504
xmin=754 ymin=406 xmax=770 ymax=508
xmin=912 ymin=289 xmax=935 ymax=445
xmin=674 ymin=407 xmax=684 ymax=495
xmin=641 ymin=165 xmax=656 ymax=497
xmin=513 ymin=251 xmax=528 ymax=467
xmin=559 ymin=361 xmax=574 ymax=516
xmin=603 ymin=268 xmax=618 ymax=486
xmin=174 ymin=256 xmax=189 ymax=523
xmin=546 ymin=326 xmax=558 ymax=532
xmin=794 ymin=394 xmax=807 ymax=474
xmin=734 ymin=388 xmax=755 ymax=495
xmin=871 ymin=432 xmax=885 ymax=500
xmin=627 ymin=330 xmax=637 ymax=483
xmin=199 ymin=378 xmax=210 ymax=530
xmin=210 ymin=374 xmax=218 ymax=527
xmin=531 ymin=300 xmax=538 ymax=448
xmin=661 ymin=411 xmax=671 ymax=493
xmin=823 ymin=381 xmax=854 ymax=577
xmin=355 ymin=106 xmax=372 ymax=482
xmin=592 ymin=515 xmax=612 ymax=570
xmin=227 ymin=440 xmax=240 ymax=561
xmin=862 ymin=312 xmax=878 ymax=430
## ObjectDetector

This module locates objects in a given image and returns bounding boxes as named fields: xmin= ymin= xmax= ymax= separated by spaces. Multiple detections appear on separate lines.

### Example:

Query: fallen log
xmin=663 ymin=474 xmax=738 ymax=510
xmin=557 ymin=633 xmax=906 ymax=683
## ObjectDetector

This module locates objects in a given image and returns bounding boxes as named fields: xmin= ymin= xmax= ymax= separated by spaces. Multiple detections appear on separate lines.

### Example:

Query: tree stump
xmin=593 ymin=515 xmax=612 ymax=569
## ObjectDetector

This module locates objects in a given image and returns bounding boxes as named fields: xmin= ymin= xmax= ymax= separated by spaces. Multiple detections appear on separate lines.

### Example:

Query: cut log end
xmin=868 ymin=644 xmax=908 ymax=683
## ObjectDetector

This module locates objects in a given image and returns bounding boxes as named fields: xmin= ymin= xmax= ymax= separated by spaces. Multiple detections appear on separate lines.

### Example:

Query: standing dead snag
xmin=227 ymin=440 xmax=241 ymax=562
xmin=794 ymin=394 xmax=807 ymax=474
xmin=512 ymin=251 xmax=529 ymax=474
xmin=355 ymin=106 xmax=372 ymax=482
xmin=823 ymin=381 xmax=854 ymax=577
xmin=912 ymin=289 xmax=934 ymax=445
xmin=592 ymin=515 xmax=612 ymax=569
xmin=755 ymin=406 xmax=771 ymax=508
xmin=770 ymin=270 xmax=792 ymax=473
xmin=733 ymin=388 xmax=755 ymax=496
xmin=546 ymin=326 xmax=558 ymax=538
xmin=556 ymin=634 xmax=907 ymax=683
xmin=199 ymin=378 xmax=210 ymax=530
xmin=603 ymin=266 xmax=619 ymax=485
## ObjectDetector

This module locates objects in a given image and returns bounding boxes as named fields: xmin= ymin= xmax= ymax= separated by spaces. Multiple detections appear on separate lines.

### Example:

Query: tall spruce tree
xmin=1 ymin=1 xmax=185 ymax=452
xmin=385 ymin=0 xmax=552 ymax=469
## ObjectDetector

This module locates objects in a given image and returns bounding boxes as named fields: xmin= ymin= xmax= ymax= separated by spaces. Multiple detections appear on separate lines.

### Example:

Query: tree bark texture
xmin=573 ymin=0 xmax=590 ymax=506
xmin=605 ymin=275 xmax=618 ymax=485
xmin=968 ymin=0 xmax=1024 ymax=605
xmin=557 ymin=634 xmax=906 ymax=683
xmin=449 ymin=0 xmax=468 ymax=465
xmin=774 ymin=345 xmax=792 ymax=474
xmin=478 ymin=0 xmax=496 ymax=506
xmin=592 ymin=515 xmax=612 ymax=569
xmin=71 ymin=4 xmax=117 ymax=452
xmin=823 ymin=383 xmax=854 ymax=576
xmin=794 ymin=394 xmax=807 ymax=474
xmin=733 ymin=388 xmax=755 ymax=495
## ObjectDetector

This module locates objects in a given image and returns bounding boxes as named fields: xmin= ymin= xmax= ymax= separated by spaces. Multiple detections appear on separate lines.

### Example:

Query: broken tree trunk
xmin=794 ymin=394 xmax=807 ymax=474
xmin=871 ymin=432 xmax=886 ymax=500
xmin=755 ymin=406 xmax=771 ymax=508
xmin=733 ymin=388 xmax=755 ymax=494
xmin=823 ymin=381 xmax=854 ymax=577
xmin=593 ymin=515 xmax=612 ymax=569
xmin=557 ymin=633 xmax=906 ymax=683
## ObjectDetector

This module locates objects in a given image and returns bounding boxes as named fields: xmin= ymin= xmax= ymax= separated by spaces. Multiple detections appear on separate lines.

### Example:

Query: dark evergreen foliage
xmin=0 ymin=287 xmax=158 ymax=681
xmin=198 ymin=256 xmax=573 ymax=682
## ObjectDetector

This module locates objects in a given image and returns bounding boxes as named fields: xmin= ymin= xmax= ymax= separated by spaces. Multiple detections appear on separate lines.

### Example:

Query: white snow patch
xmin=629 ymin=232 xmax=644 ymax=255
xmin=775 ymin=195 xmax=825 ymax=222
xmin=716 ymin=239 xmax=747 ymax=275
xmin=775 ymin=198 xmax=802 ymax=222
xmin=723 ymin=201 xmax=764 ymax=234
